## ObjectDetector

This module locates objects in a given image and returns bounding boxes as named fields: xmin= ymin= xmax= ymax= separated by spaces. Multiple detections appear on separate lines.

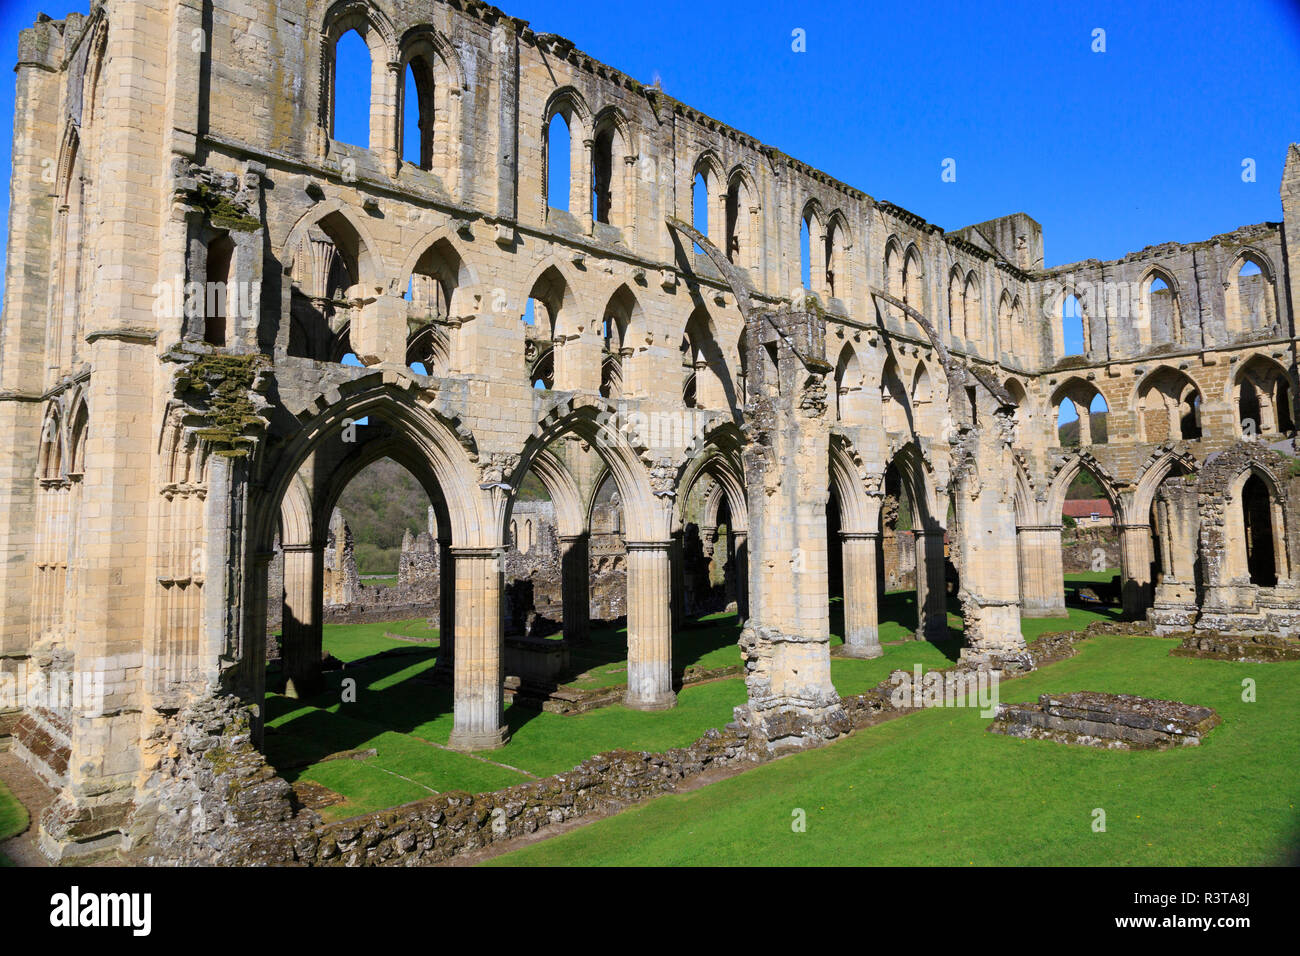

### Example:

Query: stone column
xmin=914 ymin=529 xmax=949 ymax=641
xmin=731 ymin=530 xmax=749 ymax=621
xmin=670 ymin=530 xmax=685 ymax=630
xmin=559 ymin=533 xmax=590 ymax=643
xmin=577 ymin=137 xmax=594 ymax=233
xmin=624 ymin=540 xmax=676 ymax=710
xmin=378 ymin=60 xmax=400 ymax=177
xmin=1150 ymin=480 xmax=1201 ymax=631
xmin=1118 ymin=523 xmax=1154 ymax=619
xmin=447 ymin=547 xmax=508 ymax=751
xmin=1017 ymin=525 xmax=1068 ymax=617
xmin=840 ymin=531 xmax=882 ymax=658
xmin=434 ymin=538 xmax=455 ymax=678
xmin=281 ymin=542 xmax=324 ymax=699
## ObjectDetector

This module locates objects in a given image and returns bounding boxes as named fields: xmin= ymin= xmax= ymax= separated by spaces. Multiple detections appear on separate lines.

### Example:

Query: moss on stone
xmin=174 ymin=352 xmax=267 ymax=458
xmin=187 ymin=182 xmax=261 ymax=232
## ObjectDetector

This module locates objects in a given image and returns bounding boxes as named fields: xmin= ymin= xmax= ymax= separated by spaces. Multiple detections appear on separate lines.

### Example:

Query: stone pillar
xmin=559 ymin=533 xmax=590 ymax=643
xmin=732 ymin=530 xmax=749 ymax=621
xmin=670 ymin=531 xmax=685 ymax=631
xmin=914 ymin=529 xmax=949 ymax=641
xmin=624 ymin=541 xmax=676 ymax=711
xmin=434 ymin=538 xmax=455 ymax=677
xmin=1017 ymin=525 xmax=1068 ymax=617
xmin=448 ymin=547 xmax=508 ymax=751
xmin=840 ymin=531 xmax=882 ymax=658
xmin=577 ymin=137 xmax=594 ymax=233
xmin=281 ymin=542 xmax=324 ymax=699
xmin=1150 ymin=480 xmax=1201 ymax=631
xmin=1119 ymin=523 xmax=1154 ymax=619
xmin=730 ymin=306 xmax=847 ymax=754
xmin=377 ymin=60 xmax=400 ymax=177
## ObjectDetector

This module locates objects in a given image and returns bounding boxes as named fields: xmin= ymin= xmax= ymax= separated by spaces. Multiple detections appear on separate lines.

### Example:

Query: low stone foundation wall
xmin=323 ymin=601 xmax=439 ymax=626
xmin=0 ymin=709 xmax=19 ymax=751
xmin=988 ymin=691 xmax=1220 ymax=750
xmin=1171 ymin=631 xmax=1300 ymax=662
xmin=12 ymin=707 xmax=71 ymax=791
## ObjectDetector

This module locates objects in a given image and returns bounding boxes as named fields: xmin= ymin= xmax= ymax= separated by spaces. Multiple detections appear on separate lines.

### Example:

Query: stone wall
xmin=4 ymin=0 xmax=1300 ymax=858
xmin=1061 ymin=527 xmax=1122 ymax=573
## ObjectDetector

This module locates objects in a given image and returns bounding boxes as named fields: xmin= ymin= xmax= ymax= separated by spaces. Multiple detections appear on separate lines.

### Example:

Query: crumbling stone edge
xmin=122 ymin=628 xmax=1096 ymax=867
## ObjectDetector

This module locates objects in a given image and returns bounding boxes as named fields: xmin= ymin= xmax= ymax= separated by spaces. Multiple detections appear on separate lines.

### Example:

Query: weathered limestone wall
xmin=1 ymin=0 xmax=1297 ymax=858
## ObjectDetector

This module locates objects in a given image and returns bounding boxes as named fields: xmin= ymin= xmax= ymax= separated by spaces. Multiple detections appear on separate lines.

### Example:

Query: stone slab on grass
xmin=988 ymin=691 xmax=1219 ymax=750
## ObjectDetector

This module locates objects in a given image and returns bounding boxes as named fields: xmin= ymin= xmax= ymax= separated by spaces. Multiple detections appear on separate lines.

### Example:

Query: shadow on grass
xmin=265 ymin=610 xmax=746 ymax=778
xmin=264 ymin=646 xmax=468 ymax=781
xmin=268 ymin=574 xmax=1113 ymax=788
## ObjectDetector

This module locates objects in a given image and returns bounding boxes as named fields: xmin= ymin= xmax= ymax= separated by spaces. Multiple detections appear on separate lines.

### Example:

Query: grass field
xmin=488 ymin=632 xmax=1300 ymax=866
xmin=263 ymin=577 xmax=1120 ymax=822
xmin=0 ymin=777 xmax=28 ymax=867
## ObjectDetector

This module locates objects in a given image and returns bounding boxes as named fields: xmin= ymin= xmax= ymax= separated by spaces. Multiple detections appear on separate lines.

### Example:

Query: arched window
xmin=1225 ymin=254 xmax=1276 ymax=334
xmin=1061 ymin=293 xmax=1086 ymax=356
xmin=592 ymin=126 xmax=615 ymax=225
xmin=997 ymin=291 xmax=1013 ymax=354
xmin=1137 ymin=368 xmax=1202 ymax=442
xmin=1053 ymin=379 xmax=1107 ymax=446
xmin=332 ymin=30 xmax=372 ymax=148
xmin=881 ymin=359 xmax=910 ymax=433
xmin=903 ymin=247 xmax=924 ymax=310
xmin=799 ymin=215 xmax=811 ymax=292
xmin=1004 ymin=377 xmax=1029 ymax=436
xmin=684 ymin=308 xmax=727 ymax=409
xmin=1143 ymin=273 xmax=1181 ymax=345
xmin=1235 ymin=356 xmax=1294 ymax=437
xmin=546 ymin=113 xmax=572 ymax=212
xmin=835 ymin=345 xmax=865 ymax=422
xmin=692 ymin=171 xmax=710 ymax=252
xmin=947 ymin=268 xmax=964 ymax=339
xmin=824 ymin=218 xmax=847 ymax=301
xmin=963 ymin=273 xmax=981 ymax=347
xmin=401 ymin=62 xmax=426 ymax=167
xmin=1241 ymin=473 xmax=1278 ymax=587
xmin=884 ymin=241 xmax=903 ymax=301
xmin=725 ymin=174 xmax=753 ymax=266
xmin=204 ymin=233 xmax=233 ymax=347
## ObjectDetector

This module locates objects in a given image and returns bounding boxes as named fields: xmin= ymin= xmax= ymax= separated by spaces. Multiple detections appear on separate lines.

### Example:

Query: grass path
xmin=0 ymin=777 xmax=28 ymax=867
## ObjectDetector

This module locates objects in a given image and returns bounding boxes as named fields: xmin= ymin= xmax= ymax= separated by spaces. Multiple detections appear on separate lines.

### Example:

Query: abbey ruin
xmin=2 ymin=0 xmax=1299 ymax=862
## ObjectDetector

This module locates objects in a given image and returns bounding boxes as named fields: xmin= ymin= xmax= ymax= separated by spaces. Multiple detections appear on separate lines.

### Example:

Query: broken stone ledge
xmin=987 ymin=691 xmax=1220 ymax=750
xmin=1170 ymin=631 xmax=1300 ymax=663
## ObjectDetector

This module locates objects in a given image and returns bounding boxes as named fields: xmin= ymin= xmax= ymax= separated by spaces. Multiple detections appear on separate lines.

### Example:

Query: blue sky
xmin=2 ymin=0 xmax=1299 ymax=319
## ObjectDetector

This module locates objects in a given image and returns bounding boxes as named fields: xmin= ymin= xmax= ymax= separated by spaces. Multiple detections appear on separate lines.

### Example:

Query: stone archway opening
xmin=1241 ymin=472 xmax=1278 ymax=588
xmin=880 ymin=460 xmax=920 ymax=640
xmin=1058 ymin=465 xmax=1123 ymax=613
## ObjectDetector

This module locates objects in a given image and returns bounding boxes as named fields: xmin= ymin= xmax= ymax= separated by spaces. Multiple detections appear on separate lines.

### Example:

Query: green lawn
xmin=0 ymin=777 xmax=28 ymax=867
xmin=263 ymin=584 xmax=1118 ymax=823
xmin=557 ymin=611 xmax=745 ymax=691
xmin=489 ymin=632 xmax=1300 ymax=866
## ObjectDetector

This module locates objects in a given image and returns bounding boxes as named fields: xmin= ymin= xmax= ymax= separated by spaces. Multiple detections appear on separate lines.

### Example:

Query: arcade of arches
xmin=4 ymin=0 xmax=1300 ymax=860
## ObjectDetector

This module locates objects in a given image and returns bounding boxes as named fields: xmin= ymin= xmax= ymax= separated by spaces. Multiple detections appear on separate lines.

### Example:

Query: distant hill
xmin=336 ymin=458 xmax=429 ymax=573
xmin=1058 ymin=410 xmax=1108 ymax=448
xmin=336 ymin=458 xmax=551 ymax=573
